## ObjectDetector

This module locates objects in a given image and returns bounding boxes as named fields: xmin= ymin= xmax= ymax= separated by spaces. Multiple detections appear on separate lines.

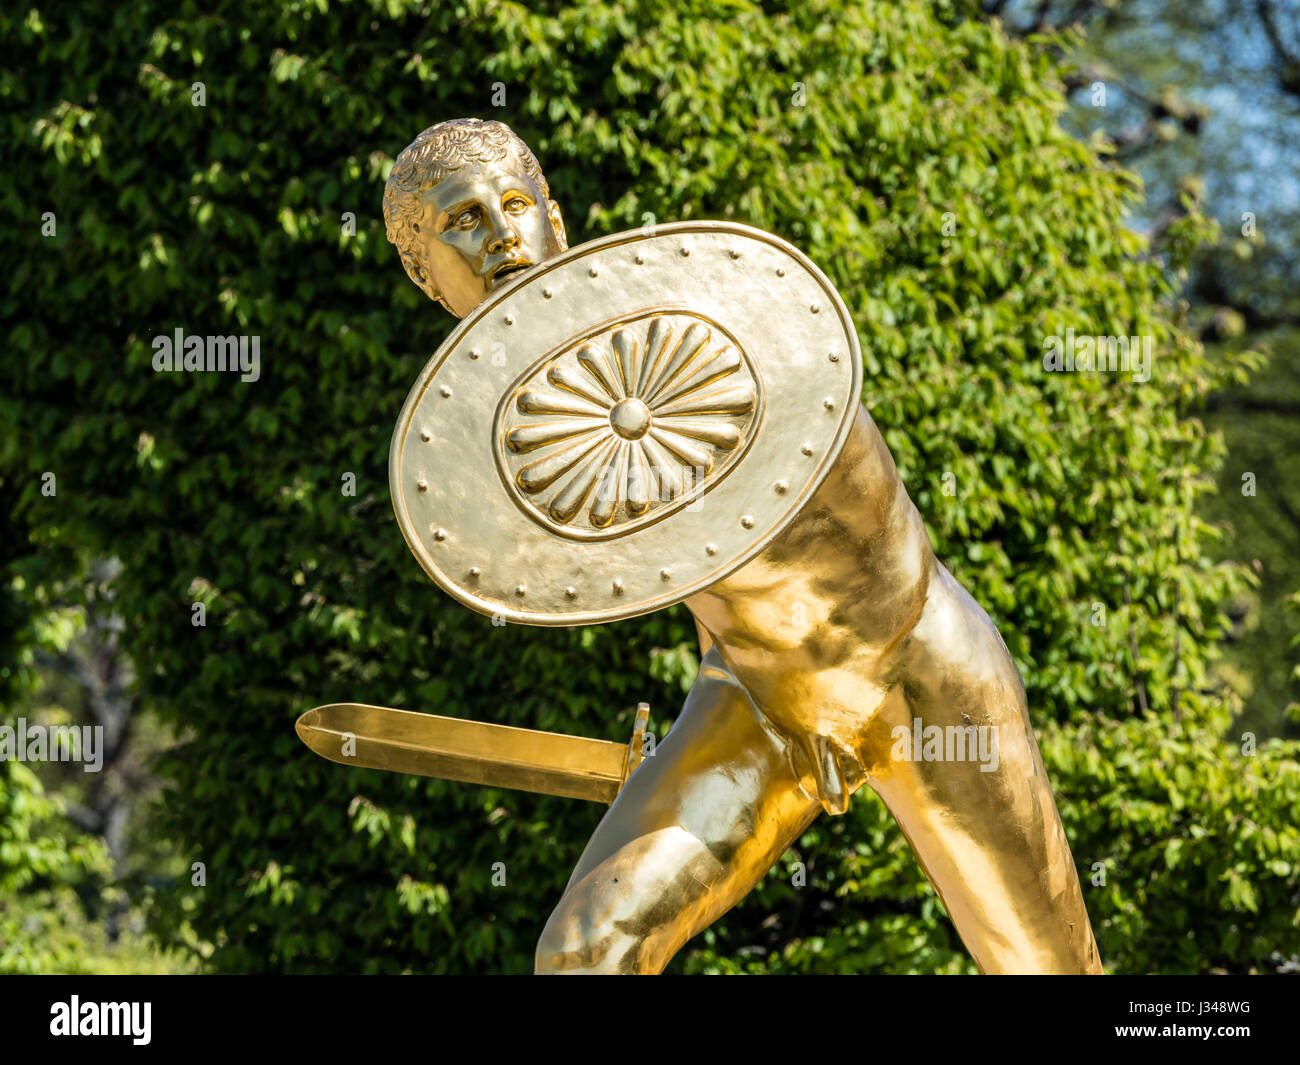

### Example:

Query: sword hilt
xmin=622 ymin=702 xmax=652 ymax=787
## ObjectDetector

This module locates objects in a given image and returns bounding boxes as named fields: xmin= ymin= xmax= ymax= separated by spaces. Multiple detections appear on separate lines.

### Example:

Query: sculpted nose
xmin=486 ymin=214 xmax=520 ymax=255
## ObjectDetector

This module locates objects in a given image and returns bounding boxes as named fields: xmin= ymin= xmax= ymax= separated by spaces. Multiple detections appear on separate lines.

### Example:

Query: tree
xmin=2 ymin=0 xmax=1297 ymax=974
xmin=988 ymin=0 xmax=1300 ymax=739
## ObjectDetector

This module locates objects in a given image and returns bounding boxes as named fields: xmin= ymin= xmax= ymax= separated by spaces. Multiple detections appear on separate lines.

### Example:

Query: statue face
xmin=414 ymin=158 xmax=567 ymax=318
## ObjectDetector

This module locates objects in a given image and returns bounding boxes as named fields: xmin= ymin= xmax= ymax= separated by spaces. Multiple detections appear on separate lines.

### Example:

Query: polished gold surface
xmin=382 ymin=118 xmax=567 ymax=317
xmin=499 ymin=311 xmax=761 ymax=536
xmin=296 ymin=702 xmax=642 ymax=804
xmin=346 ymin=117 xmax=1105 ymax=974
xmin=681 ymin=404 xmax=1103 ymax=973
xmin=389 ymin=221 xmax=860 ymax=624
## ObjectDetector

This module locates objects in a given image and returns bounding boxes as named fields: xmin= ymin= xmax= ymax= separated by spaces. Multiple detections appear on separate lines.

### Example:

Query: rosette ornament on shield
xmin=390 ymin=221 xmax=861 ymax=626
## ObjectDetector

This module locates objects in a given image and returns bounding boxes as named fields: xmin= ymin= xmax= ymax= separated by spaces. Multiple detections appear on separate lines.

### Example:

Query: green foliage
xmin=0 ymin=524 xmax=189 ymax=973
xmin=0 ymin=760 xmax=107 ymax=974
xmin=0 ymin=764 xmax=188 ymax=975
xmin=1200 ymin=327 xmax=1300 ymax=738
xmin=1051 ymin=0 xmax=1300 ymax=743
xmin=0 ymin=557 xmax=157 ymax=973
xmin=3 ymin=0 xmax=1297 ymax=974
xmin=0 ymin=501 xmax=106 ymax=972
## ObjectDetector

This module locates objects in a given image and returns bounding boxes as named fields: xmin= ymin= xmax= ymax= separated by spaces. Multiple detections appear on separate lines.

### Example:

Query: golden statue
xmin=298 ymin=118 xmax=1104 ymax=975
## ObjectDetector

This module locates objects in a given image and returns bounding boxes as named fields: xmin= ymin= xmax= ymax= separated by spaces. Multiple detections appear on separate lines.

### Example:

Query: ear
xmin=416 ymin=269 xmax=445 ymax=306
xmin=402 ymin=252 xmax=449 ymax=311
xmin=422 ymin=278 xmax=454 ymax=315
xmin=547 ymin=199 xmax=569 ymax=251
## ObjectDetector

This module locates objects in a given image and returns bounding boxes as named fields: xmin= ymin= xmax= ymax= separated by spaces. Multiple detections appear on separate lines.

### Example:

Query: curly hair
xmin=383 ymin=118 xmax=551 ymax=301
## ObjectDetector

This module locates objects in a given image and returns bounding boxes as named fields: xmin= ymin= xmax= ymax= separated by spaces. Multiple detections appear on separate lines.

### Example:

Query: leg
xmin=862 ymin=562 xmax=1104 ymax=974
xmin=674 ymin=408 xmax=1101 ymax=972
xmin=535 ymin=648 xmax=821 ymax=974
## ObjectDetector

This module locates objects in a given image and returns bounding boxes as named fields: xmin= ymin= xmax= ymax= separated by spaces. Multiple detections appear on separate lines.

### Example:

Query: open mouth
xmin=488 ymin=260 xmax=534 ymax=289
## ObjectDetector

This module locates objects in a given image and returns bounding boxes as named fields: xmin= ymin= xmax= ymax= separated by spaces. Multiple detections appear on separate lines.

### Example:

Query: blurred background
xmin=2 ymin=0 xmax=1298 ymax=974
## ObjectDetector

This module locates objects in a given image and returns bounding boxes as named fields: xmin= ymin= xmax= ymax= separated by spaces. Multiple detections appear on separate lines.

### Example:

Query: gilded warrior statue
xmin=300 ymin=117 xmax=1104 ymax=975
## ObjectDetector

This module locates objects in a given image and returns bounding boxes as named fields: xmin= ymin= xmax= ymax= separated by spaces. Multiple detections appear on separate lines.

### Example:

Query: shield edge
xmin=388 ymin=220 xmax=863 ymax=627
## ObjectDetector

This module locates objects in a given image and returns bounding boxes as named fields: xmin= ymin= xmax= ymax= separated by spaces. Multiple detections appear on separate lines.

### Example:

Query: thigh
xmin=536 ymin=648 xmax=821 ymax=974
xmin=863 ymin=564 xmax=1103 ymax=974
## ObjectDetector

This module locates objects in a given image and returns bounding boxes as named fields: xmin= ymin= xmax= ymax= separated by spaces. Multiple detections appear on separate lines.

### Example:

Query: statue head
xmin=383 ymin=118 xmax=569 ymax=318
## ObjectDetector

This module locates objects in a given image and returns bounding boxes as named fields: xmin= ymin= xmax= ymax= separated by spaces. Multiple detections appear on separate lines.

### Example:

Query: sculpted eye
xmin=505 ymin=197 xmax=530 ymax=214
xmin=453 ymin=207 xmax=479 ymax=228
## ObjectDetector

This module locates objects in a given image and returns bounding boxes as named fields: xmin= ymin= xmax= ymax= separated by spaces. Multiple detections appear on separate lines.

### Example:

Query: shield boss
xmin=390 ymin=221 xmax=862 ymax=625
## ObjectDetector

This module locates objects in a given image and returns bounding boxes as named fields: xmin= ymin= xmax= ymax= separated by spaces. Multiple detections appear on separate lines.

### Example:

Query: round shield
xmin=389 ymin=221 xmax=862 ymax=626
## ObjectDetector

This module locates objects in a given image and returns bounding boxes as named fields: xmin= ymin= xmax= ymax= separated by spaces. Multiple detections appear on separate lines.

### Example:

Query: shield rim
xmin=389 ymin=220 xmax=863 ymax=627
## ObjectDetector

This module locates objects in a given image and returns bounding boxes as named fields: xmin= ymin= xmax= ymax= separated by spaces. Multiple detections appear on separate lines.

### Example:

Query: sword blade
xmin=295 ymin=702 xmax=630 ymax=803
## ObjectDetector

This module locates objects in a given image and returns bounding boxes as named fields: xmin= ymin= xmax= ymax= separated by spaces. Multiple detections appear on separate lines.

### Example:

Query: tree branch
xmin=1257 ymin=0 xmax=1300 ymax=97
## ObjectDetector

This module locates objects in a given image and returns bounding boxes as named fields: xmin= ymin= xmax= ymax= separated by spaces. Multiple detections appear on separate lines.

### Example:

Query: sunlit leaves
xmin=1 ymin=0 xmax=1294 ymax=975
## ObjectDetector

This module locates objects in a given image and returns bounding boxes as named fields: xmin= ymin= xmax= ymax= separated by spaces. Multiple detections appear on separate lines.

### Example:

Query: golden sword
xmin=295 ymin=702 xmax=651 ymax=804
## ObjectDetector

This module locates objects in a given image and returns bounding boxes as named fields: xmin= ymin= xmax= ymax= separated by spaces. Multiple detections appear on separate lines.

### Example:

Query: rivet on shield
xmin=388 ymin=222 xmax=863 ymax=627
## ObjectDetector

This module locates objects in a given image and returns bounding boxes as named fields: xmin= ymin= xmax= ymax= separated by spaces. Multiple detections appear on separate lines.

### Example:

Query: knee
xmin=534 ymin=842 xmax=715 ymax=974
xmin=534 ymin=890 xmax=647 ymax=975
